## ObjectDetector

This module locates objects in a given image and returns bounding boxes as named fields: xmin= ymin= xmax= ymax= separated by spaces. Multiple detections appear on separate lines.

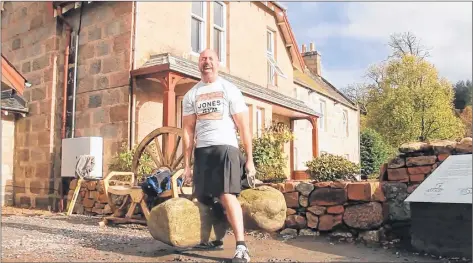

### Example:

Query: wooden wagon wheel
xmin=131 ymin=127 xmax=194 ymax=178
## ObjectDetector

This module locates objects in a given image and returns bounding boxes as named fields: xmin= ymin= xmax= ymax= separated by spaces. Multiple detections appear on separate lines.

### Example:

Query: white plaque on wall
xmin=405 ymin=154 xmax=472 ymax=204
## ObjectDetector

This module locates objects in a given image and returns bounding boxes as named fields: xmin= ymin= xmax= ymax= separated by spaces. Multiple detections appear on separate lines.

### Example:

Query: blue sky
xmin=283 ymin=2 xmax=473 ymax=89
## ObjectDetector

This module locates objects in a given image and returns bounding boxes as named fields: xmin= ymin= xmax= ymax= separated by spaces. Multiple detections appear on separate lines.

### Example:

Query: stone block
xmin=295 ymin=182 xmax=314 ymax=196
xmin=96 ymin=40 xmax=111 ymax=56
xmin=88 ymin=94 xmax=103 ymax=108
xmin=306 ymin=212 xmax=319 ymax=229
xmin=83 ymin=198 xmax=95 ymax=208
xmin=327 ymin=205 xmax=344 ymax=214
xmin=387 ymin=168 xmax=408 ymax=182
xmin=284 ymin=191 xmax=299 ymax=208
xmin=437 ymin=153 xmax=450 ymax=162
xmin=407 ymin=166 xmax=432 ymax=175
xmin=343 ymin=202 xmax=384 ymax=230
xmin=109 ymin=104 xmax=128 ymax=122
xmin=399 ymin=141 xmax=432 ymax=154
xmin=286 ymin=208 xmax=296 ymax=216
xmin=406 ymin=156 xmax=436 ymax=167
xmin=309 ymin=187 xmax=347 ymax=206
xmin=407 ymin=184 xmax=420 ymax=194
xmin=387 ymin=157 xmax=405 ymax=169
xmin=299 ymin=195 xmax=309 ymax=207
xmin=409 ymin=174 xmax=425 ymax=183
xmin=318 ymin=214 xmax=343 ymax=231
xmin=429 ymin=140 xmax=456 ymax=154
xmin=307 ymin=205 xmax=326 ymax=216
xmin=455 ymin=137 xmax=472 ymax=154
xmin=285 ymin=215 xmax=307 ymax=229
xmin=347 ymin=182 xmax=385 ymax=202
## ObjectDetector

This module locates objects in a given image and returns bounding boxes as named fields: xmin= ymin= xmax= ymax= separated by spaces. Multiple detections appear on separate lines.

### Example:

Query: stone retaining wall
xmin=68 ymin=138 xmax=472 ymax=245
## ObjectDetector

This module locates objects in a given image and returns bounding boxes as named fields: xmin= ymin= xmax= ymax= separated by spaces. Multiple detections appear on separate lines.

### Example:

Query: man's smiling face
xmin=198 ymin=49 xmax=219 ymax=81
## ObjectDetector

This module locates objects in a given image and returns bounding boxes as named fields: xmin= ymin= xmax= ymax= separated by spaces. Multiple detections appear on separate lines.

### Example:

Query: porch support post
xmin=289 ymin=119 xmax=295 ymax=179
xmin=307 ymin=116 xmax=319 ymax=158
xmin=156 ymin=71 xmax=183 ymax=161
xmin=157 ymin=71 xmax=183 ymax=128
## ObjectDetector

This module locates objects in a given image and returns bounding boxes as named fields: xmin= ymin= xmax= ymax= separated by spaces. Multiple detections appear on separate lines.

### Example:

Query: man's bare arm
xmin=232 ymin=111 xmax=253 ymax=162
xmin=183 ymin=114 xmax=196 ymax=169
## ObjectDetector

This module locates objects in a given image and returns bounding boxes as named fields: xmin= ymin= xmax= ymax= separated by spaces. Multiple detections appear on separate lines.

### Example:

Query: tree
xmin=360 ymin=128 xmax=395 ymax=178
xmin=458 ymin=106 xmax=472 ymax=137
xmin=365 ymin=55 xmax=464 ymax=147
xmin=388 ymin=32 xmax=431 ymax=59
xmin=453 ymin=80 xmax=473 ymax=110
xmin=340 ymin=83 xmax=372 ymax=114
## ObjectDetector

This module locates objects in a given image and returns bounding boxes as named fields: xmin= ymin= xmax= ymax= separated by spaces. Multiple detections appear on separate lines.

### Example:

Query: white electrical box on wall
xmin=61 ymin=137 xmax=103 ymax=179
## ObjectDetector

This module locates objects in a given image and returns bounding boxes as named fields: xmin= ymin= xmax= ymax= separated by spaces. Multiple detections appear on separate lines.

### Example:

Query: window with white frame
xmin=256 ymin=107 xmax=264 ymax=137
xmin=213 ymin=2 xmax=226 ymax=64
xmin=319 ymin=99 xmax=326 ymax=131
xmin=266 ymin=29 xmax=286 ymax=86
xmin=342 ymin=109 xmax=348 ymax=137
xmin=191 ymin=2 xmax=206 ymax=54
xmin=267 ymin=30 xmax=275 ymax=86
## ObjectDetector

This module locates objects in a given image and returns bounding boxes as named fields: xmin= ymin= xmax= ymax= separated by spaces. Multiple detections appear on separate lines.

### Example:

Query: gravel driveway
xmin=0 ymin=207 xmax=459 ymax=262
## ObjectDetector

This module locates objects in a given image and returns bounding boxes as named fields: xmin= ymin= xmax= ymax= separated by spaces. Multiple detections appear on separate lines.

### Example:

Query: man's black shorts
xmin=192 ymin=144 xmax=249 ymax=199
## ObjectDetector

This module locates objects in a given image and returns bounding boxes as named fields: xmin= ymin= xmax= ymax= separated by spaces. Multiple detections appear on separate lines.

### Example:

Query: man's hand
xmin=183 ymin=166 xmax=193 ymax=186
xmin=245 ymin=160 xmax=256 ymax=188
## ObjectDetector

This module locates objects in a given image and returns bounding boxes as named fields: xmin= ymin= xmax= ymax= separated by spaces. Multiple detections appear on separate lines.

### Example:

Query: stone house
xmin=0 ymin=1 xmax=359 ymax=209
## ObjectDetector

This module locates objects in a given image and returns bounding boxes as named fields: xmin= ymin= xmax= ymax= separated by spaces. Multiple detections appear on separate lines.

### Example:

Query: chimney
xmin=301 ymin=44 xmax=307 ymax=53
xmin=301 ymin=42 xmax=322 ymax=76
xmin=309 ymin=42 xmax=315 ymax=52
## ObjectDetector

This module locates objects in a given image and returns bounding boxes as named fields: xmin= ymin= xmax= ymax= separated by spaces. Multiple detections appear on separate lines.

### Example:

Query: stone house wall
xmin=1 ymin=1 xmax=133 ymax=209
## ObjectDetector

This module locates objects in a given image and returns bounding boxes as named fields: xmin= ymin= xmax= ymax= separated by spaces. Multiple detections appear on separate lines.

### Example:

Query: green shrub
xmin=108 ymin=142 xmax=154 ymax=181
xmin=305 ymin=153 xmax=360 ymax=182
xmin=360 ymin=128 xmax=395 ymax=179
xmin=240 ymin=122 xmax=294 ymax=183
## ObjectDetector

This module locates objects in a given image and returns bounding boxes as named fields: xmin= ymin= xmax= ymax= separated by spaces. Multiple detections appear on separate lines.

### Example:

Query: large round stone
xmin=147 ymin=198 xmax=228 ymax=248
xmin=238 ymin=185 xmax=287 ymax=232
xmin=343 ymin=202 xmax=384 ymax=230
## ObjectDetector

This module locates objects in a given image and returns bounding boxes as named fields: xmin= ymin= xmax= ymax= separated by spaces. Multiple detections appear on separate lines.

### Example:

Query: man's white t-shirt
xmin=182 ymin=76 xmax=248 ymax=148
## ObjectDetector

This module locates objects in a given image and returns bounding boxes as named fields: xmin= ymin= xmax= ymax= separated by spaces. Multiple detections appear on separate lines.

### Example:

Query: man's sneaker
xmin=232 ymin=245 xmax=250 ymax=263
xmin=194 ymin=240 xmax=224 ymax=250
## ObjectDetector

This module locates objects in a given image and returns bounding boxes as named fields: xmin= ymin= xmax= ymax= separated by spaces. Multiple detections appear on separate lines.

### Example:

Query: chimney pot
xmin=301 ymin=44 xmax=307 ymax=53
xmin=309 ymin=42 xmax=315 ymax=52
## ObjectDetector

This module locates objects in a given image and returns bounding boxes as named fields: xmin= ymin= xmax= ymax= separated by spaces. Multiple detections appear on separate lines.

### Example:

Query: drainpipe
xmin=128 ymin=1 xmax=137 ymax=150
xmin=71 ymin=3 xmax=84 ymax=138
xmin=57 ymin=8 xmax=72 ymax=140
xmin=71 ymin=32 xmax=79 ymax=138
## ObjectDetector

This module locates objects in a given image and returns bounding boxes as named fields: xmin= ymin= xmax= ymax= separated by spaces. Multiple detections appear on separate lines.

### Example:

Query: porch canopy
xmin=1 ymin=55 xmax=29 ymax=115
xmin=130 ymin=53 xmax=321 ymax=157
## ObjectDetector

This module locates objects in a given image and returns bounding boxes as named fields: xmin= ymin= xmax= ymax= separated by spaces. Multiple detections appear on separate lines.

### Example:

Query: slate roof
xmin=1 ymin=89 xmax=28 ymax=113
xmin=139 ymin=53 xmax=321 ymax=117
xmin=293 ymin=69 xmax=358 ymax=110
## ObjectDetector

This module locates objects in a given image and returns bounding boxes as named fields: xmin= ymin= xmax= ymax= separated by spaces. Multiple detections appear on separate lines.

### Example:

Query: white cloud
xmin=307 ymin=2 xmax=473 ymax=87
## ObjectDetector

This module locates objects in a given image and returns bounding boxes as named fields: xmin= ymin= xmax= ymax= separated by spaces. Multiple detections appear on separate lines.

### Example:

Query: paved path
xmin=0 ymin=207 xmax=449 ymax=262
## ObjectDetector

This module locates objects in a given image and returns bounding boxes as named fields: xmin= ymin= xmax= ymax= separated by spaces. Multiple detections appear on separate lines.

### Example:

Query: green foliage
xmin=305 ymin=153 xmax=360 ymax=182
xmin=453 ymin=80 xmax=472 ymax=110
xmin=360 ymin=128 xmax=395 ymax=178
xmin=365 ymin=55 xmax=465 ymax=147
xmin=108 ymin=142 xmax=154 ymax=181
xmin=241 ymin=122 xmax=294 ymax=183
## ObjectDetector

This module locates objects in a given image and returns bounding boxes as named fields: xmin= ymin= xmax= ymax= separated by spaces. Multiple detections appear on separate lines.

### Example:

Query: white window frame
xmin=256 ymin=107 xmax=264 ymax=137
xmin=213 ymin=1 xmax=226 ymax=66
xmin=191 ymin=2 xmax=207 ymax=56
xmin=319 ymin=99 xmax=326 ymax=131
xmin=266 ymin=29 xmax=287 ymax=86
xmin=342 ymin=109 xmax=349 ymax=137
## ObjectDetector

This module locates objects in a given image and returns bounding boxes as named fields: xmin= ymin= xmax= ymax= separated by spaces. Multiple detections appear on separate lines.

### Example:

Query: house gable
xmin=254 ymin=2 xmax=306 ymax=72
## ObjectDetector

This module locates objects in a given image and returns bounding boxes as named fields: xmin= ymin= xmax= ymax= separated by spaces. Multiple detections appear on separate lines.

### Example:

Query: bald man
xmin=181 ymin=49 xmax=255 ymax=263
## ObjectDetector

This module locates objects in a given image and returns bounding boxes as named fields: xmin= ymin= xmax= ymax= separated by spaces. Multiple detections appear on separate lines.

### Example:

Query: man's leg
xmin=220 ymin=193 xmax=250 ymax=263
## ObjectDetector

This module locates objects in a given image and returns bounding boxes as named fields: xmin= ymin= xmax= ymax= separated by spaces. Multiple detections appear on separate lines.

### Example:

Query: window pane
xmin=214 ymin=2 xmax=224 ymax=27
xmin=267 ymin=31 xmax=272 ymax=52
xmin=213 ymin=28 xmax=221 ymax=59
xmin=191 ymin=18 xmax=200 ymax=52
xmin=192 ymin=2 xmax=203 ymax=17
